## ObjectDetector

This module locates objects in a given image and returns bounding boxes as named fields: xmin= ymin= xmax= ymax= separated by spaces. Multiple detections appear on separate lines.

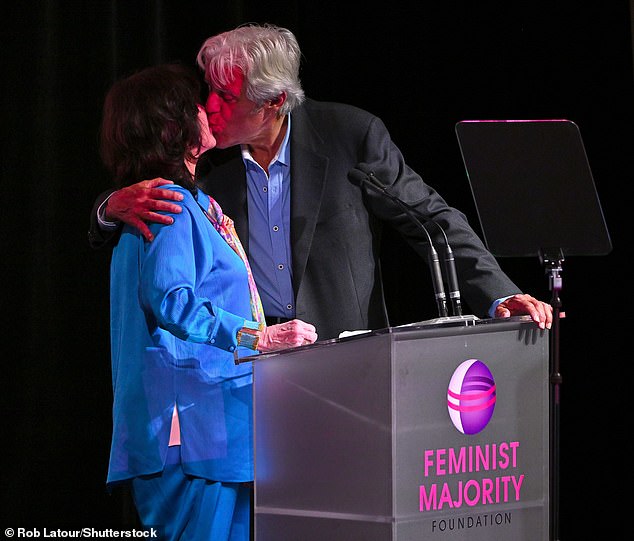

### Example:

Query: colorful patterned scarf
xmin=202 ymin=196 xmax=266 ymax=324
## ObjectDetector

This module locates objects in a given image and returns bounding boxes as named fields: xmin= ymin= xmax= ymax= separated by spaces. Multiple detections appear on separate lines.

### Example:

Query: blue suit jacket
xmin=108 ymin=186 xmax=255 ymax=486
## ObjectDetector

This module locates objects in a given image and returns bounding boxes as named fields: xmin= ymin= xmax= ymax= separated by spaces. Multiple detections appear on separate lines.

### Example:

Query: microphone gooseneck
xmin=348 ymin=168 xmax=449 ymax=318
xmin=351 ymin=167 xmax=463 ymax=317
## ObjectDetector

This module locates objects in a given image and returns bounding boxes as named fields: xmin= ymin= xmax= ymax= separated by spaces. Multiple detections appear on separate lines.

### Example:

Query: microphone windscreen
xmin=357 ymin=163 xmax=373 ymax=175
xmin=347 ymin=169 xmax=368 ymax=187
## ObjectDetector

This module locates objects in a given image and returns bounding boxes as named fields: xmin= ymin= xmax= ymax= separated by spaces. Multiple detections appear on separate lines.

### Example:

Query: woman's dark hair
xmin=100 ymin=63 xmax=203 ymax=191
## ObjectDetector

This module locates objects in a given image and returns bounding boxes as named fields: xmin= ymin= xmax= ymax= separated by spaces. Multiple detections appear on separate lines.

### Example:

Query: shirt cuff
xmin=97 ymin=192 xmax=119 ymax=231
xmin=488 ymin=296 xmax=513 ymax=318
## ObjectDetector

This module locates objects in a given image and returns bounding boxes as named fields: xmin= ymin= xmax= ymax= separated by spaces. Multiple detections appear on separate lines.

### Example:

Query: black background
xmin=3 ymin=1 xmax=632 ymax=537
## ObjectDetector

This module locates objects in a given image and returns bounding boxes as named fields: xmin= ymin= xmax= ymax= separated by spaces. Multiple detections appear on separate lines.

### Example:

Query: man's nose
xmin=205 ymin=93 xmax=221 ymax=113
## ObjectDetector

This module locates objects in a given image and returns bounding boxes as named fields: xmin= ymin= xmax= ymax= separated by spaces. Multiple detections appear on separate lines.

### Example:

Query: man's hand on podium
xmin=494 ymin=294 xmax=554 ymax=330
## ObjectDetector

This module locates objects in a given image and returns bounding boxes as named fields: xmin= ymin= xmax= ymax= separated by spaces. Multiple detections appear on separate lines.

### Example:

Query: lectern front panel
xmin=252 ymin=319 xmax=549 ymax=540
xmin=392 ymin=322 xmax=549 ymax=540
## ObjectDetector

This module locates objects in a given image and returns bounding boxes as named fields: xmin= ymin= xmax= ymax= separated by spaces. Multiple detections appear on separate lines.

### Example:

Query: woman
xmin=99 ymin=63 xmax=317 ymax=540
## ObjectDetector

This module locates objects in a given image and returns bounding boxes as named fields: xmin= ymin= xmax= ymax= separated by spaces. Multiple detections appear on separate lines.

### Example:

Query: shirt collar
xmin=241 ymin=113 xmax=291 ymax=168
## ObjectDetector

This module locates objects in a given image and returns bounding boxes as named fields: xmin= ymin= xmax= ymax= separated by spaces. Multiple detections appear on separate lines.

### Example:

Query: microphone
xmin=421 ymin=221 xmax=462 ymax=317
xmin=348 ymin=168 xmax=449 ymax=318
xmin=352 ymin=166 xmax=463 ymax=317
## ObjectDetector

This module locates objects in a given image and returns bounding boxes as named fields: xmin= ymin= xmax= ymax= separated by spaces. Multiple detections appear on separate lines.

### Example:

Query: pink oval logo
xmin=447 ymin=359 xmax=496 ymax=435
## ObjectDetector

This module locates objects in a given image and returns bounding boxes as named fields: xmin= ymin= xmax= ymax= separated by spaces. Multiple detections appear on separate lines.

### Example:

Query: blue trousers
xmin=131 ymin=447 xmax=251 ymax=541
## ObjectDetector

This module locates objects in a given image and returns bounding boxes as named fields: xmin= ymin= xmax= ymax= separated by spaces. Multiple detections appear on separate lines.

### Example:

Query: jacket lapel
xmin=197 ymin=148 xmax=250 ymax=251
xmin=289 ymin=105 xmax=329 ymax=295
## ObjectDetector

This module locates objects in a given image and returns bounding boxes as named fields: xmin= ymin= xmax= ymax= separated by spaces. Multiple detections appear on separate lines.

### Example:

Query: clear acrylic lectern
xmin=243 ymin=317 xmax=550 ymax=540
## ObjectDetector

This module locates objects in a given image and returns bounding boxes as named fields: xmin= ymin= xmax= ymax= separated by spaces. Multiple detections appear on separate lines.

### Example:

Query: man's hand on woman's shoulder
xmin=106 ymin=178 xmax=185 ymax=241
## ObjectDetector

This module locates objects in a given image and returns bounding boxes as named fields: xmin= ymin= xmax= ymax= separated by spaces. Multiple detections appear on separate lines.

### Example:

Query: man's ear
xmin=268 ymin=92 xmax=286 ymax=107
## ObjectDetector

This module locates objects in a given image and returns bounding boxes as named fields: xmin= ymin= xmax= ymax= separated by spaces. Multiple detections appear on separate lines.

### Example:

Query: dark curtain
xmin=3 ymin=1 xmax=632 ymax=535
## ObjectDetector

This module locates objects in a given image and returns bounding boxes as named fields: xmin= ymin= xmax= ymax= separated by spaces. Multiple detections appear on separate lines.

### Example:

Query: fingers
xmin=494 ymin=305 xmax=511 ymax=319
xmin=140 ymin=178 xmax=185 ymax=203
xmin=150 ymin=188 xmax=185 ymax=204
xmin=142 ymin=178 xmax=175 ymax=188
xmin=154 ymin=200 xmax=183 ymax=214
xmin=283 ymin=319 xmax=318 ymax=345
xmin=494 ymin=294 xmax=553 ymax=330
xmin=284 ymin=319 xmax=317 ymax=334
xmin=131 ymin=207 xmax=177 ymax=242
xmin=134 ymin=198 xmax=183 ymax=222
xmin=534 ymin=300 xmax=552 ymax=329
xmin=144 ymin=211 xmax=176 ymax=225
xmin=522 ymin=296 xmax=552 ymax=330
xmin=129 ymin=218 xmax=154 ymax=242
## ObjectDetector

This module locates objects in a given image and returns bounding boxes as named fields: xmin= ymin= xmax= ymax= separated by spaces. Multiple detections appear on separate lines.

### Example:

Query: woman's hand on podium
xmin=258 ymin=319 xmax=318 ymax=352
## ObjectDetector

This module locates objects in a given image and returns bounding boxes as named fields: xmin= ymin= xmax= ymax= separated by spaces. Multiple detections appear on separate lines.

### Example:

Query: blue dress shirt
xmin=242 ymin=115 xmax=294 ymax=319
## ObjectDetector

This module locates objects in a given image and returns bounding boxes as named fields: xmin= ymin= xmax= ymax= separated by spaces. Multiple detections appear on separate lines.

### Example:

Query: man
xmin=90 ymin=23 xmax=552 ymax=340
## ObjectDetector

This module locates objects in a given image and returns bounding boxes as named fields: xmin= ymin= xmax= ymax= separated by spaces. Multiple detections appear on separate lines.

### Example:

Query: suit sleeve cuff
xmin=488 ymin=296 xmax=513 ymax=318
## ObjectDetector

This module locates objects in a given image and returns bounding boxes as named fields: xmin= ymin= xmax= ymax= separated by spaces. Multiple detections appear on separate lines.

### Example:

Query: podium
xmin=246 ymin=317 xmax=550 ymax=540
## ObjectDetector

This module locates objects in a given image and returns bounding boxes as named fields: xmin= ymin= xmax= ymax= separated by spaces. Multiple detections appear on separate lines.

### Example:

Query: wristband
xmin=237 ymin=320 xmax=265 ymax=351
